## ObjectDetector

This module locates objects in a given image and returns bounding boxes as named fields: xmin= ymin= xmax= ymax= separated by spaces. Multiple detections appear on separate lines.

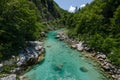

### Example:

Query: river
xmin=23 ymin=30 xmax=108 ymax=80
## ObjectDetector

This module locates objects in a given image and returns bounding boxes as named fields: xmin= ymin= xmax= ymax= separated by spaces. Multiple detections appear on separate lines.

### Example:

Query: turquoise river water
xmin=23 ymin=30 xmax=109 ymax=80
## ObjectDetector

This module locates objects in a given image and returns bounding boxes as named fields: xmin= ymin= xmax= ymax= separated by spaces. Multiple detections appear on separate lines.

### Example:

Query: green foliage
xmin=0 ymin=0 xmax=40 ymax=60
xmin=31 ymin=0 xmax=62 ymax=21
xmin=88 ymin=34 xmax=103 ymax=50
xmin=64 ymin=0 xmax=120 ymax=66
xmin=110 ymin=6 xmax=120 ymax=36
xmin=0 ymin=0 xmax=63 ymax=61
xmin=109 ymin=49 xmax=120 ymax=67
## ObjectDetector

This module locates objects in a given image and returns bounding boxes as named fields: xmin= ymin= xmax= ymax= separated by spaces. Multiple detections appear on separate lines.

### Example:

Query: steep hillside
xmin=63 ymin=0 xmax=120 ymax=67
xmin=30 ymin=0 xmax=62 ymax=21
xmin=0 ymin=0 xmax=63 ymax=61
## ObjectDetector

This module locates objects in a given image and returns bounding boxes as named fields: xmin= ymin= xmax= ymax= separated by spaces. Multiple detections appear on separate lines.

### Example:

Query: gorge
xmin=22 ymin=30 xmax=109 ymax=80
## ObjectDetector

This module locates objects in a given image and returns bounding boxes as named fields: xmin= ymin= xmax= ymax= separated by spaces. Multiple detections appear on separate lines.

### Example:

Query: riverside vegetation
xmin=0 ymin=0 xmax=64 ymax=78
xmin=0 ymin=0 xmax=120 ymax=80
xmin=62 ymin=0 xmax=120 ymax=67
xmin=0 ymin=0 xmax=63 ymax=61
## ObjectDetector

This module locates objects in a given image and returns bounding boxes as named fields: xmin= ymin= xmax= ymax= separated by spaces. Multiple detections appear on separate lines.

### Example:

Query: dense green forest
xmin=0 ymin=0 xmax=63 ymax=61
xmin=0 ymin=0 xmax=120 ymax=68
xmin=63 ymin=0 xmax=120 ymax=67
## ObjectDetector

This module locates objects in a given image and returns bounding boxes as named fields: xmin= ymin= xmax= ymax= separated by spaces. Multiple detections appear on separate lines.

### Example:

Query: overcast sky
xmin=54 ymin=0 xmax=93 ymax=12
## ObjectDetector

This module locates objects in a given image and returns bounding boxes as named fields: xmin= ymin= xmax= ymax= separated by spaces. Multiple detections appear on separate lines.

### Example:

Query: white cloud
xmin=80 ymin=4 xmax=86 ymax=8
xmin=68 ymin=6 xmax=76 ymax=13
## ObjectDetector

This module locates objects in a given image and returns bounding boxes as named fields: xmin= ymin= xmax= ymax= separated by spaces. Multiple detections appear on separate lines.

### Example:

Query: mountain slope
xmin=30 ymin=0 xmax=63 ymax=21
xmin=63 ymin=0 xmax=120 ymax=67
xmin=0 ymin=0 xmax=63 ymax=61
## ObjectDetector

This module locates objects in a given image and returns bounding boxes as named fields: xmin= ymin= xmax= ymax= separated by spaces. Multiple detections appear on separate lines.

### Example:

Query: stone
xmin=54 ymin=64 xmax=63 ymax=71
xmin=80 ymin=66 xmax=88 ymax=72
xmin=98 ymin=58 xmax=104 ymax=62
xmin=56 ymin=35 xmax=60 ymax=38
xmin=41 ymin=31 xmax=46 ymax=37
xmin=71 ymin=44 xmax=77 ymax=49
xmin=17 ymin=41 xmax=45 ymax=67
xmin=17 ymin=62 xmax=23 ymax=67
xmin=112 ymin=75 xmax=116 ymax=78
xmin=117 ymin=69 xmax=120 ymax=74
xmin=76 ymin=45 xmax=83 ymax=51
xmin=102 ymin=64 xmax=110 ymax=71
xmin=34 ymin=46 xmax=43 ymax=51
xmin=0 ymin=74 xmax=16 ymax=80
xmin=84 ymin=47 xmax=90 ymax=51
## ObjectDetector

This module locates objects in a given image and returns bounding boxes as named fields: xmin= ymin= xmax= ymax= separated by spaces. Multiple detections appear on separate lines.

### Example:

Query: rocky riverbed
xmin=21 ymin=30 xmax=109 ymax=80
xmin=0 ymin=41 xmax=45 ymax=80
xmin=56 ymin=30 xmax=120 ymax=80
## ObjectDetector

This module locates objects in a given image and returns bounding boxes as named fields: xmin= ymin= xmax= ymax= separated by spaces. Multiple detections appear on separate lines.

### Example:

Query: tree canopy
xmin=0 ymin=0 xmax=63 ymax=61
xmin=63 ymin=0 xmax=120 ymax=67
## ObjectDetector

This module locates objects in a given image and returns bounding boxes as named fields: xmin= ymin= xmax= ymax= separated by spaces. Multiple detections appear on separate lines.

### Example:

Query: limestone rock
xmin=0 ymin=74 xmax=16 ymax=80
xmin=76 ymin=42 xmax=84 ymax=51
xmin=71 ymin=44 xmax=77 ymax=49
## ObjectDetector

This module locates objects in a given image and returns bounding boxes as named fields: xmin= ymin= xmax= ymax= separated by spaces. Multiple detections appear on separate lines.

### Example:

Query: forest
xmin=0 ymin=0 xmax=120 ymax=72
xmin=0 ymin=0 xmax=63 ymax=61
xmin=62 ymin=0 xmax=120 ymax=67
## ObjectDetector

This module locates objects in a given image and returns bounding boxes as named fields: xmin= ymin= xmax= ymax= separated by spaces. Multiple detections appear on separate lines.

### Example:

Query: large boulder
xmin=76 ymin=42 xmax=84 ymax=51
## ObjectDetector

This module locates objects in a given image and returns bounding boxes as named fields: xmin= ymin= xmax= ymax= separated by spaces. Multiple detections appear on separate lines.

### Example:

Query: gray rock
xmin=71 ymin=44 xmax=77 ymax=49
xmin=56 ymin=35 xmax=60 ymax=38
xmin=76 ymin=42 xmax=84 ymax=51
xmin=0 ymin=74 xmax=16 ymax=80
xmin=96 ymin=54 xmax=106 ymax=59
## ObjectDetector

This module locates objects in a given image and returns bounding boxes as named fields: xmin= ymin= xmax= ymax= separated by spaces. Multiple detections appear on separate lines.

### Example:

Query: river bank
xmin=56 ymin=29 xmax=120 ymax=80
xmin=21 ymin=29 xmax=110 ymax=80
xmin=0 ymin=41 xmax=45 ymax=80
xmin=1 ymin=29 xmax=118 ymax=80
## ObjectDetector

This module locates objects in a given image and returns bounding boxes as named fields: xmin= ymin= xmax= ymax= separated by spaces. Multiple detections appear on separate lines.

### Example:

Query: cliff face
xmin=30 ymin=0 xmax=62 ymax=21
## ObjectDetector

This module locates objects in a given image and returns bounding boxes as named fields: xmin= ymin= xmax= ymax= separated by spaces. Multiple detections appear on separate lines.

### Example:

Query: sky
xmin=54 ymin=0 xmax=93 ymax=12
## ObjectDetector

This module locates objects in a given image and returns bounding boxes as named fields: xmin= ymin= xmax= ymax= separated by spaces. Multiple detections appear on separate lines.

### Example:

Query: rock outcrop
xmin=17 ymin=41 xmax=45 ymax=67
xmin=0 ymin=74 xmax=16 ymax=80
xmin=0 ymin=41 xmax=46 ymax=80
